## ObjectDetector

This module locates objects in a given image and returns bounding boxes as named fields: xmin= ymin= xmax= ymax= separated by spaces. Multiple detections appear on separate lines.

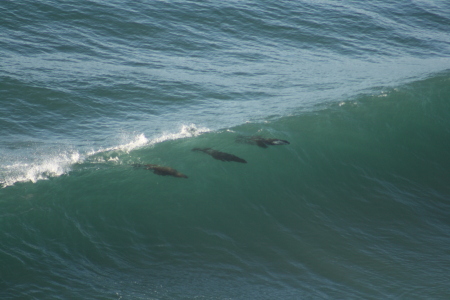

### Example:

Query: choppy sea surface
xmin=1 ymin=1 xmax=450 ymax=299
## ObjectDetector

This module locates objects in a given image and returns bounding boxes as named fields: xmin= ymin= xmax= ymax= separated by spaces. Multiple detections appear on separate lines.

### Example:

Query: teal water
xmin=1 ymin=1 xmax=450 ymax=299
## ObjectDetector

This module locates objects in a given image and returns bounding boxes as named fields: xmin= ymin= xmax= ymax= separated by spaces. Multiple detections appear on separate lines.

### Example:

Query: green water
xmin=2 ymin=0 xmax=450 ymax=298
xmin=2 ymin=74 xmax=450 ymax=298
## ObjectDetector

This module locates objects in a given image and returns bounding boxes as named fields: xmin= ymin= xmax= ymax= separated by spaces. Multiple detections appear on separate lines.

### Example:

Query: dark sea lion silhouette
xmin=132 ymin=164 xmax=188 ymax=178
xmin=236 ymin=135 xmax=290 ymax=148
xmin=192 ymin=148 xmax=247 ymax=163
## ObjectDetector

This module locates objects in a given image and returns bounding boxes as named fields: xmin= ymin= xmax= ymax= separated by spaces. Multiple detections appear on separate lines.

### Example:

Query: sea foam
xmin=0 ymin=124 xmax=210 ymax=188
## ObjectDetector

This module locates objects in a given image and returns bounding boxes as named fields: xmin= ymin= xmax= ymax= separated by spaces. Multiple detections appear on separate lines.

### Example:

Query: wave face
xmin=1 ymin=0 xmax=450 ymax=299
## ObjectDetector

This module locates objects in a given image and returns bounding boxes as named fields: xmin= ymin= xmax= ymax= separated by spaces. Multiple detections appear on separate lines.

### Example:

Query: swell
xmin=1 ymin=73 xmax=450 ymax=299
xmin=0 ymin=71 xmax=447 ymax=195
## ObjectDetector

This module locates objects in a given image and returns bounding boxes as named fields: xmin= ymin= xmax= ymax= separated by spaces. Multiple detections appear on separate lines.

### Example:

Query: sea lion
xmin=192 ymin=148 xmax=247 ymax=163
xmin=132 ymin=164 xmax=188 ymax=178
xmin=236 ymin=135 xmax=290 ymax=148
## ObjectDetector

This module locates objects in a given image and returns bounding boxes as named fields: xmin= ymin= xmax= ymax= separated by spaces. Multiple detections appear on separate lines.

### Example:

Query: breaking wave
xmin=0 ymin=124 xmax=210 ymax=188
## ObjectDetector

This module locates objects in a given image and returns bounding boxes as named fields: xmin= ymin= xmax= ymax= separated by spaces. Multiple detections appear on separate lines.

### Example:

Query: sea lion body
xmin=192 ymin=148 xmax=247 ymax=163
xmin=133 ymin=164 xmax=188 ymax=178
xmin=236 ymin=136 xmax=290 ymax=148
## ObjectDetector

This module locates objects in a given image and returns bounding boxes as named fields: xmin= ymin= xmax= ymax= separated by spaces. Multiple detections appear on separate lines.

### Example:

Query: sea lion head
xmin=266 ymin=139 xmax=290 ymax=145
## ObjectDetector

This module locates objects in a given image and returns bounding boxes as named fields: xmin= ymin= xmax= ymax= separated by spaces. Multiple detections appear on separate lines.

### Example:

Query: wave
xmin=0 ymin=124 xmax=211 ymax=188
xmin=3 ymin=72 xmax=449 ymax=299
xmin=0 ymin=150 xmax=81 ymax=188
xmin=2 ymin=71 xmax=449 ymax=190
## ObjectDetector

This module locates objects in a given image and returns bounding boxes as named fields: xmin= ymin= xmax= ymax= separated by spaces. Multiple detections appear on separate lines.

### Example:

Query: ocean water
xmin=1 ymin=0 xmax=450 ymax=299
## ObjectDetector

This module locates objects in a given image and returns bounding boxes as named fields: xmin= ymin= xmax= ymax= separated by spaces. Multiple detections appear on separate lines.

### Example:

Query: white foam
xmin=88 ymin=133 xmax=149 ymax=156
xmin=1 ymin=124 xmax=211 ymax=188
xmin=87 ymin=124 xmax=210 ymax=158
xmin=1 ymin=150 xmax=84 ymax=188
xmin=151 ymin=124 xmax=211 ymax=145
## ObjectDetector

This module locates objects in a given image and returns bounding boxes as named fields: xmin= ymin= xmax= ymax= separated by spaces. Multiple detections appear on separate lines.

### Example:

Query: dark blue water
xmin=1 ymin=1 xmax=450 ymax=299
